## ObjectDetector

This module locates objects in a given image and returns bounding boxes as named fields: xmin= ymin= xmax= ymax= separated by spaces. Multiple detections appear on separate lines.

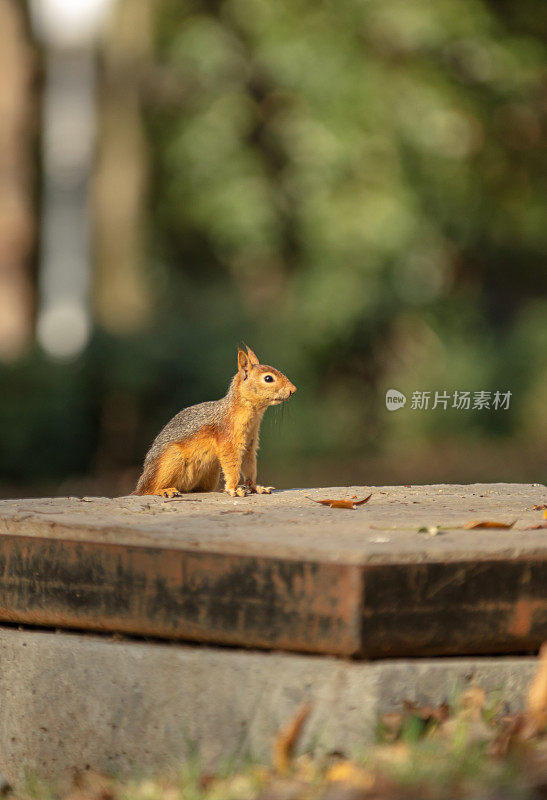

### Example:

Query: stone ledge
xmin=0 ymin=627 xmax=538 ymax=784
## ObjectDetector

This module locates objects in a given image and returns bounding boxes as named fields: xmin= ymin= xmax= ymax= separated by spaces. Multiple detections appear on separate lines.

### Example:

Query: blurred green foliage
xmin=146 ymin=0 xmax=547 ymax=473
xmin=0 ymin=0 xmax=546 ymax=493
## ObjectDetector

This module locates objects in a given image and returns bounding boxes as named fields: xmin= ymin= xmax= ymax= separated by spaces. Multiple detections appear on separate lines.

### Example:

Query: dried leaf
xmin=460 ymin=684 xmax=487 ymax=720
xmin=326 ymin=760 xmax=374 ymax=790
xmin=527 ymin=643 xmax=547 ymax=730
xmin=328 ymin=500 xmax=362 ymax=509
xmin=68 ymin=770 xmax=115 ymax=800
xmin=436 ymin=683 xmax=492 ymax=745
xmin=533 ymin=505 xmax=547 ymax=511
xmin=198 ymin=773 xmax=216 ymax=791
xmin=309 ymin=497 xmax=342 ymax=506
xmin=380 ymin=712 xmax=404 ymax=742
xmin=489 ymin=713 xmax=537 ymax=758
xmin=273 ymin=704 xmax=311 ymax=775
xmin=307 ymin=494 xmax=372 ymax=509
xmin=353 ymin=494 xmax=372 ymax=506
xmin=464 ymin=519 xmax=517 ymax=529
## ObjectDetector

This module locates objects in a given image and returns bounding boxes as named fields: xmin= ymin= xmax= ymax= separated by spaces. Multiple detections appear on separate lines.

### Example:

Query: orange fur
xmin=148 ymin=444 xmax=185 ymax=493
xmin=147 ymin=429 xmax=220 ymax=494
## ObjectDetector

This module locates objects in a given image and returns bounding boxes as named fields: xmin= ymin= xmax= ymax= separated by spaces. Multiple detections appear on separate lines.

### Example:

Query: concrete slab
xmin=0 ymin=627 xmax=538 ymax=784
xmin=0 ymin=484 xmax=545 ymax=657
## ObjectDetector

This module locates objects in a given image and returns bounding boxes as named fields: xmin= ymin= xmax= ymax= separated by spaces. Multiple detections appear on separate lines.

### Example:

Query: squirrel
xmin=134 ymin=346 xmax=296 ymax=498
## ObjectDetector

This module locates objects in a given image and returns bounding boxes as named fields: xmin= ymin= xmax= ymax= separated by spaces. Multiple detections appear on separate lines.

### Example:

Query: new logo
xmin=385 ymin=389 xmax=407 ymax=411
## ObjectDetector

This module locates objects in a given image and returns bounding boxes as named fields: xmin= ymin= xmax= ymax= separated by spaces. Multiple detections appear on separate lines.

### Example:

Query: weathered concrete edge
xmin=2 ymin=528 xmax=547 ymax=659
xmin=0 ymin=627 xmax=538 ymax=786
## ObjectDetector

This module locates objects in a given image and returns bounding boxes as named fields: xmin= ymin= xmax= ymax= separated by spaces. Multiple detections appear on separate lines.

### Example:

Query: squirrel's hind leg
xmin=194 ymin=462 xmax=221 ymax=492
xmin=136 ymin=443 xmax=189 ymax=496
xmin=137 ymin=441 xmax=220 ymax=496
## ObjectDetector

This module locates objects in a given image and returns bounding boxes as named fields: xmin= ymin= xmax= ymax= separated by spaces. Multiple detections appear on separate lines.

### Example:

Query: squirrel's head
xmin=236 ymin=346 xmax=296 ymax=408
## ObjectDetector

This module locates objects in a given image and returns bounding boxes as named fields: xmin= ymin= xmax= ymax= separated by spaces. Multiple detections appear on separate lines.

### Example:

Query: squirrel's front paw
xmin=227 ymin=486 xmax=249 ymax=497
xmin=155 ymin=487 xmax=182 ymax=498
xmin=245 ymin=483 xmax=274 ymax=494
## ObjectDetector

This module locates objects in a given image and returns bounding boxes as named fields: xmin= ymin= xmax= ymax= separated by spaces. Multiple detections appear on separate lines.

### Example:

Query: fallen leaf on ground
xmin=533 ymin=505 xmax=547 ymax=511
xmin=460 ymin=683 xmax=487 ymax=720
xmin=489 ymin=712 xmax=538 ymax=757
xmin=380 ymin=712 xmax=404 ymax=741
xmin=527 ymin=642 xmax=547 ymax=730
xmin=464 ymin=519 xmax=517 ymax=529
xmin=438 ymin=683 xmax=493 ymax=745
xmin=308 ymin=494 xmax=372 ymax=509
xmin=273 ymin=703 xmax=311 ymax=775
xmin=351 ymin=494 xmax=372 ymax=505
xmin=68 ymin=770 xmax=115 ymax=800
xmin=329 ymin=499 xmax=364 ymax=509
xmin=326 ymin=760 xmax=374 ymax=790
xmin=197 ymin=773 xmax=216 ymax=791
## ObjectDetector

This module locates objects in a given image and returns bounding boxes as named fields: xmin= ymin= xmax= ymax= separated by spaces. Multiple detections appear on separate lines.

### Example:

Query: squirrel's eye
xmin=264 ymin=375 xmax=274 ymax=383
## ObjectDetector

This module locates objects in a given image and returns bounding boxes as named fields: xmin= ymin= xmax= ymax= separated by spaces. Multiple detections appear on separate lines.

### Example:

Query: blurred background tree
xmin=0 ymin=0 xmax=545 ymax=497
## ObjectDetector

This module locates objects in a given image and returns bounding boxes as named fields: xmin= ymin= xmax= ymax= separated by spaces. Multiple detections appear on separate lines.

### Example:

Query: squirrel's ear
xmin=246 ymin=346 xmax=260 ymax=366
xmin=237 ymin=348 xmax=250 ymax=380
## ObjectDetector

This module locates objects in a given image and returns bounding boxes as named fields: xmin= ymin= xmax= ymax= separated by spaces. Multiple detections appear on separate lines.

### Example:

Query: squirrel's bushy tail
xmin=133 ymin=458 xmax=158 ymax=495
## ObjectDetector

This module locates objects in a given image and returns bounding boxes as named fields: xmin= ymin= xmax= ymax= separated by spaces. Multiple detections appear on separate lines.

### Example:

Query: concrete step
xmin=0 ymin=483 xmax=545 ymax=657
xmin=0 ymin=626 xmax=538 ymax=783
